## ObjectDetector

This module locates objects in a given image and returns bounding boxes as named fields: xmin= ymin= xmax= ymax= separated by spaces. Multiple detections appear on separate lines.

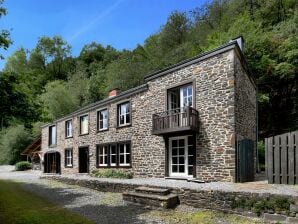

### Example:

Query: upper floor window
xmin=65 ymin=120 xmax=72 ymax=138
xmin=118 ymin=102 xmax=130 ymax=127
xmin=49 ymin=125 xmax=56 ymax=146
xmin=97 ymin=109 xmax=108 ymax=131
xmin=80 ymin=115 xmax=89 ymax=135
xmin=168 ymin=84 xmax=193 ymax=110
xmin=65 ymin=148 xmax=73 ymax=167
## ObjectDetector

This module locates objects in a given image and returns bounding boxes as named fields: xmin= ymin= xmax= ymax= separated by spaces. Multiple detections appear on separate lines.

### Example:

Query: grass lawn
xmin=0 ymin=180 xmax=93 ymax=224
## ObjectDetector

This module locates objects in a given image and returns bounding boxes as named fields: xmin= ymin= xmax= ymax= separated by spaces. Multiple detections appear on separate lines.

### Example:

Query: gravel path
xmin=47 ymin=173 xmax=298 ymax=197
xmin=0 ymin=169 xmax=159 ymax=224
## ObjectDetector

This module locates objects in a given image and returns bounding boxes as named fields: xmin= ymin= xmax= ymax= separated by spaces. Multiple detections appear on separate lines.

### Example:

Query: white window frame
xmin=65 ymin=149 xmax=72 ymax=167
xmin=118 ymin=102 xmax=130 ymax=127
xmin=180 ymin=85 xmax=193 ymax=108
xmin=98 ymin=145 xmax=108 ymax=167
xmin=80 ymin=115 xmax=89 ymax=135
xmin=65 ymin=120 xmax=73 ymax=138
xmin=49 ymin=125 xmax=56 ymax=146
xmin=97 ymin=109 xmax=108 ymax=131
xmin=118 ymin=142 xmax=131 ymax=166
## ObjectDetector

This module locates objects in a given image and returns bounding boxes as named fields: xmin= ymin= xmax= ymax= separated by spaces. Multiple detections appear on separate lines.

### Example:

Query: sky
xmin=0 ymin=0 xmax=206 ymax=69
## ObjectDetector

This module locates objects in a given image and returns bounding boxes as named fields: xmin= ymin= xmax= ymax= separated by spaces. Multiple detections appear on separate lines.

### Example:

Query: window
xmin=96 ymin=142 xmax=131 ymax=167
xmin=97 ymin=145 xmax=108 ymax=167
xmin=118 ymin=142 xmax=131 ymax=166
xmin=49 ymin=125 xmax=56 ymax=146
xmin=118 ymin=102 xmax=130 ymax=127
xmin=109 ymin=145 xmax=117 ymax=166
xmin=180 ymin=85 xmax=193 ymax=107
xmin=65 ymin=149 xmax=73 ymax=167
xmin=65 ymin=120 xmax=73 ymax=138
xmin=97 ymin=109 xmax=108 ymax=131
xmin=80 ymin=115 xmax=89 ymax=135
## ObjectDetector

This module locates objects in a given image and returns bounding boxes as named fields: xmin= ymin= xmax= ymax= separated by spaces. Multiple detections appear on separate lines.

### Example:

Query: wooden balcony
xmin=152 ymin=107 xmax=199 ymax=135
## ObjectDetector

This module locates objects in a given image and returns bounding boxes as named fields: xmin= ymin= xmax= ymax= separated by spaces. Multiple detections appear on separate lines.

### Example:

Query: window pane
xmin=120 ymin=155 xmax=124 ymax=164
xmin=179 ymin=165 xmax=185 ymax=173
xmin=172 ymin=165 xmax=177 ymax=172
xmin=126 ymin=154 xmax=131 ymax=164
xmin=81 ymin=116 xmax=88 ymax=134
xmin=188 ymin=166 xmax=193 ymax=175
xmin=126 ymin=114 xmax=130 ymax=124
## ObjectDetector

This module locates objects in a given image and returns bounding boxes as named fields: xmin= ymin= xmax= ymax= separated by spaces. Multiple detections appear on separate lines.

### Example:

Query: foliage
xmin=40 ymin=80 xmax=80 ymax=120
xmin=231 ymin=196 xmax=293 ymax=216
xmin=15 ymin=161 xmax=32 ymax=171
xmin=0 ymin=125 xmax=33 ymax=165
xmin=0 ymin=180 xmax=93 ymax=224
xmin=0 ymin=0 xmax=12 ymax=59
xmin=258 ymin=141 xmax=265 ymax=170
xmin=91 ymin=169 xmax=133 ymax=179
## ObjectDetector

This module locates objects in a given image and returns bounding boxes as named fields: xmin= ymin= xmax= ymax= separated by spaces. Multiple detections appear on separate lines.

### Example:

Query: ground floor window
xmin=96 ymin=141 xmax=131 ymax=167
xmin=64 ymin=148 xmax=73 ymax=167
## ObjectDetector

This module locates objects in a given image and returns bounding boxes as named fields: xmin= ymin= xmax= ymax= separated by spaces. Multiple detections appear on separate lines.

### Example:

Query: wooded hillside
xmin=0 ymin=0 xmax=297 ymax=164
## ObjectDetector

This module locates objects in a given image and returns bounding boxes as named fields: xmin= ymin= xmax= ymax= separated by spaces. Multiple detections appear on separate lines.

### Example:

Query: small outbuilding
xmin=21 ymin=136 xmax=42 ymax=170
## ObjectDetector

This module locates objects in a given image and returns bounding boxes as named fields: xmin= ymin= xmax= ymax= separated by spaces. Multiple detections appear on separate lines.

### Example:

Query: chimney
xmin=230 ymin=36 xmax=244 ymax=52
xmin=108 ymin=88 xmax=120 ymax=98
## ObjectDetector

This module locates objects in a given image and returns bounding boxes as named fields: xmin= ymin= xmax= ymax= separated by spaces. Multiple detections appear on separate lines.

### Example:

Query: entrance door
xmin=79 ymin=147 xmax=89 ymax=173
xmin=169 ymin=136 xmax=194 ymax=177
xmin=44 ymin=152 xmax=60 ymax=174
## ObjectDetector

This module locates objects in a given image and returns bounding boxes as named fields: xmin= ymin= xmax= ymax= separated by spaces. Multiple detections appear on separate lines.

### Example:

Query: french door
xmin=169 ymin=135 xmax=194 ymax=177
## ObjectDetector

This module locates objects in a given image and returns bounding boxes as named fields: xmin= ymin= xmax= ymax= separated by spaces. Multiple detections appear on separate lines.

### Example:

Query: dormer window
xmin=80 ymin=115 xmax=89 ymax=135
xmin=65 ymin=120 xmax=73 ymax=138
xmin=49 ymin=125 xmax=56 ymax=146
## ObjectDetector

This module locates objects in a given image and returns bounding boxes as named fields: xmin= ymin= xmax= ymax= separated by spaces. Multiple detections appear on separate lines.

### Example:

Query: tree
xmin=0 ymin=0 xmax=12 ymax=59
xmin=160 ymin=11 xmax=190 ymax=51
xmin=0 ymin=125 xmax=32 ymax=165
xmin=34 ymin=36 xmax=73 ymax=80
xmin=40 ymin=80 xmax=79 ymax=121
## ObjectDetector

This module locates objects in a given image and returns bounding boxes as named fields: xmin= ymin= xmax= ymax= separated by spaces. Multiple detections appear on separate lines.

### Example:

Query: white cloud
xmin=67 ymin=0 xmax=124 ymax=43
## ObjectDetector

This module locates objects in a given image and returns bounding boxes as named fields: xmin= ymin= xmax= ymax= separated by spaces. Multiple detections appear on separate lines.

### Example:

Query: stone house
xmin=41 ymin=37 xmax=257 ymax=182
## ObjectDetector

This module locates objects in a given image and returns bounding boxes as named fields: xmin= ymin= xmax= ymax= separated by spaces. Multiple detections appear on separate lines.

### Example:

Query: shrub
xmin=15 ymin=161 xmax=32 ymax=171
xmin=91 ymin=169 xmax=133 ymax=179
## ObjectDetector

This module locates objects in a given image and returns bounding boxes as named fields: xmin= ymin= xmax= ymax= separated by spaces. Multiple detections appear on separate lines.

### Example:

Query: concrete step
xmin=135 ymin=186 xmax=171 ymax=195
xmin=123 ymin=191 xmax=179 ymax=209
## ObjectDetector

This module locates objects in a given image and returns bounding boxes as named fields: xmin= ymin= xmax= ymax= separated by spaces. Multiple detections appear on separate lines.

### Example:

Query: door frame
xmin=168 ymin=136 xmax=193 ymax=178
xmin=78 ymin=146 xmax=89 ymax=173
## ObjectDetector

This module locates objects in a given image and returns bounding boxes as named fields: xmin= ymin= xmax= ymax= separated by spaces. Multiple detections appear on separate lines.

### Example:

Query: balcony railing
xmin=152 ymin=107 xmax=199 ymax=135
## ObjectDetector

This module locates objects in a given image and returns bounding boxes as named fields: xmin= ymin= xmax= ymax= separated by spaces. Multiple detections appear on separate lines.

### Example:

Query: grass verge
xmin=0 ymin=180 xmax=93 ymax=224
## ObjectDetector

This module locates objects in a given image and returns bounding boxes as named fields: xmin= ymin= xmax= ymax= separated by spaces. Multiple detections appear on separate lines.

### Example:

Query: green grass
xmin=0 ymin=180 xmax=93 ymax=224
xmin=142 ymin=209 xmax=264 ymax=224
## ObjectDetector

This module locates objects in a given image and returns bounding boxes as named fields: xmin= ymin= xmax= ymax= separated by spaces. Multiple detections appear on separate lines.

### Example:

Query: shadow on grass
xmin=17 ymin=181 xmax=152 ymax=224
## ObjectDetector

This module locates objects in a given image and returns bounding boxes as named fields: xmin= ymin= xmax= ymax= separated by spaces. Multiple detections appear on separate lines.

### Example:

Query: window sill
xmin=97 ymin=128 xmax=109 ymax=133
xmin=96 ymin=165 xmax=132 ymax=169
xmin=65 ymin=136 xmax=73 ymax=139
xmin=116 ymin=124 xmax=131 ymax=129
xmin=79 ymin=133 xmax=89 ymax=136
xmin=49 ymin=144 xmax=57 ymax=148
xmin=65 ymin=165 xmax=73 ymax=168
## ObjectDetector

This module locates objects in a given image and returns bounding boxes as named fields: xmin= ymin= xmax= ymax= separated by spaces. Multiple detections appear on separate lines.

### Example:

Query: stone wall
xmin=41 ymin=46 xmax=256 ymax=182
xmin=234 ymin=52 xmax=257 ymax=172
xmin=43 ymin=176 xmax=298 ymax=223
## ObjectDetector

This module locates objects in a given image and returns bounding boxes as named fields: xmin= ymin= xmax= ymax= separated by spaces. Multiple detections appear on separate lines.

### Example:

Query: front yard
xmin=0 ymin=176 xmax=264 ymax=224
xmin=0 ymin=180 xmax=92 ymax=224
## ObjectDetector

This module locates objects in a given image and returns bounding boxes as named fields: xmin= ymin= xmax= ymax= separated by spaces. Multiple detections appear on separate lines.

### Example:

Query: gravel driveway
xmin=0 ymin=166 xmax=265 ymax=224
xmin=0 ymin=167 xmax=158 ymax=224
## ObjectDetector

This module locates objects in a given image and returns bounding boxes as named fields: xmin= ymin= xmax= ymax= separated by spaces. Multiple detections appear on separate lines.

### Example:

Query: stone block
xmin=264 ymin=213 xmax=287 ymax=222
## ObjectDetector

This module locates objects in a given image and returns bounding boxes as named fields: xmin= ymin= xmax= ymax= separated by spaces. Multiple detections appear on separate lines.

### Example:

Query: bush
xmin=15 ymin=161 xmax=32 ymax=171
xmin=91 ymin=169 xmax=133 ymax=179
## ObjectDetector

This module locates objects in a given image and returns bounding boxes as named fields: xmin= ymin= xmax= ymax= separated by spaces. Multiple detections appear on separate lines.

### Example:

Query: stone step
xmin=135 ymin=186 xmax=171 ymax=195
xmin=123 ymin=191 xmax=179 ymax=209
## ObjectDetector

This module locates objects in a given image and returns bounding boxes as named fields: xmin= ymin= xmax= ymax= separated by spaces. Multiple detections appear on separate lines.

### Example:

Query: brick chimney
xmin=108 ymin=88 xmax=120 ymax=98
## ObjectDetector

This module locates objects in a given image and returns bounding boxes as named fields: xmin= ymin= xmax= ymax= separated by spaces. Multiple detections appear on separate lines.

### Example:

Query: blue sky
xmin=0 ymin=0 xmax=206 ymax=69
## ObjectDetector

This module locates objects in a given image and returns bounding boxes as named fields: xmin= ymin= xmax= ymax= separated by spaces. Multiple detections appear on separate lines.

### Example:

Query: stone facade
xmin=41 ymin=40 xmax=257 ymax=182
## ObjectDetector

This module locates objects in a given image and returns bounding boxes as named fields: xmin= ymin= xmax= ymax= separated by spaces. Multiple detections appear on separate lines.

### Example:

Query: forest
xmin=0 ymin=0 xmax=297 ymax=164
